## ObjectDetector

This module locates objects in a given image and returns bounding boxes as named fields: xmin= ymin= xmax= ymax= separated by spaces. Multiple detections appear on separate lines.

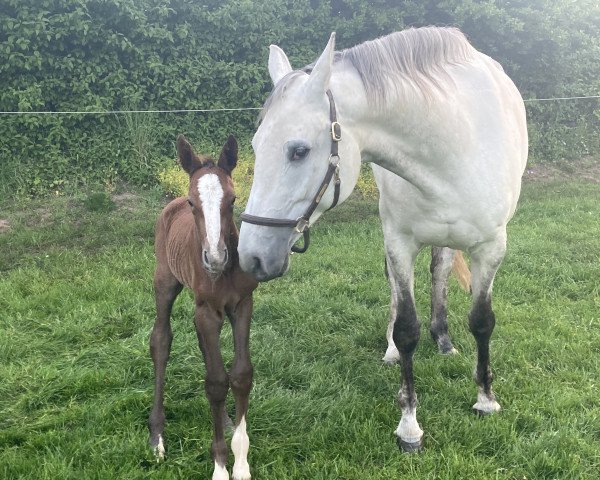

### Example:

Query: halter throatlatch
xmin=240 ymin=89 xmax=342 ymax=254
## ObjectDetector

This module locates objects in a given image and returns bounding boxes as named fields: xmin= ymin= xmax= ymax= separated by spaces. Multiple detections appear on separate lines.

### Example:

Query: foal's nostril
xmin=202 ymin=249 xmax=210 ymax=267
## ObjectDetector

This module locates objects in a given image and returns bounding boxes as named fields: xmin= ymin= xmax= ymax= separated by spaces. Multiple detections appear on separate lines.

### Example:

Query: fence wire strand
xmin=0 ymin=96 xmax=598 ymax=116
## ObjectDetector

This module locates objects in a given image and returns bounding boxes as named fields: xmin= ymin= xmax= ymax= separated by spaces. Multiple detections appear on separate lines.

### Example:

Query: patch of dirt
xmin=0 ymin=219 xmax=11 ymax=234
xmin=23 ymin=206 xmax=58 ymax=228
xmin=112 ymin=192 xmax=141 ymax=212
xmin=523 ymin=157 xmax=600 ymax=183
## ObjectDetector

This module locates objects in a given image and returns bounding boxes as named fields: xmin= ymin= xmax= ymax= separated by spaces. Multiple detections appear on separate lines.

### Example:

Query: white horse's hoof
xmin=397 ymin=435 xmax=423 ymax=453
xmin=151 ymin=435 xmax=165 ymax=461
xmin=473 ymin=391 xmax=501 ymax=415
xmin=382 ymin=345 xmax=400 ymax=364
xmin=441 ymin=346 xmax=458 ymax=355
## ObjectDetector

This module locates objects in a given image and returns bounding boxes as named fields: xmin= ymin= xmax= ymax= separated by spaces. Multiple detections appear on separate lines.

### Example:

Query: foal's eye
xmin=187 ymin=198 xmax=194 ymax=208
xmin=291 ymin=146 xmax=310 ymax=162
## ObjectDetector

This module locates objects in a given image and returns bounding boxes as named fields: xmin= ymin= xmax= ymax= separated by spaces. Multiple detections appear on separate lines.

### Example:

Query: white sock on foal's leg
xmin=231 ymin=416 xmax=251 ymax=480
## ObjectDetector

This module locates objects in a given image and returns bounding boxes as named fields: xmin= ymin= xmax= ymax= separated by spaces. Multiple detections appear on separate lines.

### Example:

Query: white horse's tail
xmin=452 ymin=251 xmax=471 ymax=292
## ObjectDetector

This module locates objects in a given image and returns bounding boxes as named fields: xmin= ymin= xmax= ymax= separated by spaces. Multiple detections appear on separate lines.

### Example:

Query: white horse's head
xmin=238 ymin=33 xmax=362 ymax=281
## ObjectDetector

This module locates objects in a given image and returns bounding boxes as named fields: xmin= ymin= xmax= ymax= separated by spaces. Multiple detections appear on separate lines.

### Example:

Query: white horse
xmin=238 ymin=27 xmax=528 ymax=451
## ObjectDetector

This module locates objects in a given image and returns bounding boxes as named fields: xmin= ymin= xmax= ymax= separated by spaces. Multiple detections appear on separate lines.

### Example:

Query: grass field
xmin=1 ymin=177 xmax=599 ymax=479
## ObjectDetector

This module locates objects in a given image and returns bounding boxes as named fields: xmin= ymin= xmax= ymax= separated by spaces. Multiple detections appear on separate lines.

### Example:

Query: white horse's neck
xmin=329 ymin=60 xmax=474 ymax=196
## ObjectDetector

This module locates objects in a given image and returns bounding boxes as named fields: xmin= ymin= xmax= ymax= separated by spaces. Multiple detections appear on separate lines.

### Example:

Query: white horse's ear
xmin=268 ymin=44 xmax=292 ymax=85
xmin=306 ymin=32 xmax=336 ymax=96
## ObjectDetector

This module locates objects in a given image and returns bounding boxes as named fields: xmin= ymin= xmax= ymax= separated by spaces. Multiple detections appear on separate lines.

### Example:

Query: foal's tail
xmin=452 ymin=251 xmax=471 ymax=293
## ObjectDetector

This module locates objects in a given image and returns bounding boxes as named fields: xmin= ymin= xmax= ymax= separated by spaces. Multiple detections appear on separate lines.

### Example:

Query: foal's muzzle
xmin=202 ymin=247 xmax=229 ymax=274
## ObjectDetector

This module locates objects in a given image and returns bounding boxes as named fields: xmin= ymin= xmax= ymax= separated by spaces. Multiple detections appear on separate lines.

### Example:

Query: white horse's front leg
xmin=385 ymin=237 xmax=424 ymax=451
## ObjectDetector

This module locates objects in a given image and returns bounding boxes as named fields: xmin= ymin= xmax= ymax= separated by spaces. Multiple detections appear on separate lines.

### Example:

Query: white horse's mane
xmin=339 ymin=26 xmax=476 ymax=104
xmin=260 ymin=26 xmax=477 ymax=120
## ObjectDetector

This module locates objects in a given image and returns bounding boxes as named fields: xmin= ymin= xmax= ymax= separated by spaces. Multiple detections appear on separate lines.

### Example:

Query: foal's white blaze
xmin=231 ymin=416 xmax=251 ymax=480
xmin=198 ymin=174 xmax=224 ymax=260
xmin=213 ymin=462 xmax=229 ymax=480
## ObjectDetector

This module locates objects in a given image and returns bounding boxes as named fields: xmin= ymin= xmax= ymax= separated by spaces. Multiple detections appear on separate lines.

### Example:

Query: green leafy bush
xmin=0 ymin=0 xmax=598 ymax=197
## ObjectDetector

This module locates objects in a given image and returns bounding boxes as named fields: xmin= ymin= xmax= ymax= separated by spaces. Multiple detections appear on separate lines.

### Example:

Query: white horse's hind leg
xmin=468 ymin=235 xmax=506 ymax=415
xmin=383 ymin=255 xmax=401 ymax=364
xmin=430 ymin=247 xmax=458 ymax=354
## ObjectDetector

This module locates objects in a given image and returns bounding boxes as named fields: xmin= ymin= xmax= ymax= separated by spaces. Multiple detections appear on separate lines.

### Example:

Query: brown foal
xmin=148 ymin=135 xmax=257 ymax=480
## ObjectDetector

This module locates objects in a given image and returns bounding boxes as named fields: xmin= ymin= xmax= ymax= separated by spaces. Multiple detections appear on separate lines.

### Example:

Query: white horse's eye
xmin=291 ymin=146 xmax=310 ymax=161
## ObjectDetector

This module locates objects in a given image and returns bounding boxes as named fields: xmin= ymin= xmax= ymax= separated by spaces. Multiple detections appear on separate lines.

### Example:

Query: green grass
xmin=1 ymin=179 xmax=599 ymax=479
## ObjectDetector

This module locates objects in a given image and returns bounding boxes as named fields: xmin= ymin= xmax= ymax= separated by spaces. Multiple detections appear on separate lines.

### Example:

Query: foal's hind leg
xmin=430 ymin=247 xmax=458 ymax=354
xmin=227 ymin=295 xmax=254 ymax=480
xmin=195 ymin=303 xmax=230 ymax=480
xmin=148 ymin=268 xmax=183 ymax=459
xmin=468 ymin=235 xmax=506 ymax=415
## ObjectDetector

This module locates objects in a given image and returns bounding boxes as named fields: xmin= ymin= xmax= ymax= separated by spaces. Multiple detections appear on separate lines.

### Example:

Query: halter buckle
xmin=331 ymin=121 xmax=342 ymax=142
xmin=295 ymin=217 xmax=309 ymax=233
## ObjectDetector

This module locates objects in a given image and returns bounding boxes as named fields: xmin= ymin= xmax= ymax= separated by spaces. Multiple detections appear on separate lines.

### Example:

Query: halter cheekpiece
xmin=240 ymin=89 xmax=342 ymax=253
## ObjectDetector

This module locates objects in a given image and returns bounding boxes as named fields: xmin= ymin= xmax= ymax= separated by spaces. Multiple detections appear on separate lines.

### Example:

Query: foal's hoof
xmin=396 ymin=436 xmax=423 ymax=453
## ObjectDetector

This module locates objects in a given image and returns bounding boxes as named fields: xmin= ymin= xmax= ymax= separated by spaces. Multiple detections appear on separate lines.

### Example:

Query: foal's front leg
xmin=148 ymin=269 xmax=183 ymax=459
xmin=227 ymin=294 xmax=254 ymax=480
xmin=195 ymin=302 xmax=230 ymax=480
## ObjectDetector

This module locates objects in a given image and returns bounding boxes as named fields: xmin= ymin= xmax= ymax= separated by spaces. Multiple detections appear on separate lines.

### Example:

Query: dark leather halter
xmin=240 ymin=89 xmax=342 ymax=253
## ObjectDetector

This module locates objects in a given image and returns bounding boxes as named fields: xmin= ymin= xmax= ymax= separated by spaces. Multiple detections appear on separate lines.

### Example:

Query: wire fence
xmin=0 ymin=95 xmax=598 ymax=116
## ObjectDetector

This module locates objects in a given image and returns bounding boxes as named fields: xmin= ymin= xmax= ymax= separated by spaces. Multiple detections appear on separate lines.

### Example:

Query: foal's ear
xmin=218 ymin=135 xmax=238 ymax=175
xmin=176 ymin=135 xmax=203 ymax=175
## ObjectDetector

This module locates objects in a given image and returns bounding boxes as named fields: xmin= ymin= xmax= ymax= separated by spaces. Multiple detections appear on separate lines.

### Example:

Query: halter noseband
xmin=240 ymin=89 xmax=342 ymax=254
